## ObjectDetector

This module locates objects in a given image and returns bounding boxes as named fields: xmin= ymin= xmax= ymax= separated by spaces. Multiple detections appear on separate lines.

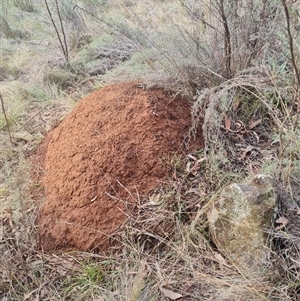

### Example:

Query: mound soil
xmin=36 ymin=82 xmax=204 ymax=252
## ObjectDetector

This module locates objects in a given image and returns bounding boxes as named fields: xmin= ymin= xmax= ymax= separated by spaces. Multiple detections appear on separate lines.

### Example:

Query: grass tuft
xmin=12 ymin=0 xmax=37 ymax=13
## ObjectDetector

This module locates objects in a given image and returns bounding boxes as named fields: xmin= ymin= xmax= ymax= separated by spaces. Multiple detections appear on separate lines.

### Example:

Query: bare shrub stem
xmin=44 ymin=0 xmax=68 ymax=62
xmin=219 ymin=0 xmax=232 ymax=79
xmin=281 ymin=0 xmax=300 ymax=88
xmin=0 ymin=93 xmax=13 ymax=146
xmin=55 ymin=0 xmax=68 ymax=62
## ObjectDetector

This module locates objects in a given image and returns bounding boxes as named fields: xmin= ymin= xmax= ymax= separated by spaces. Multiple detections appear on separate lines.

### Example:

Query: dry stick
xmin=44 ymin=0 xmax=67 ymax=62
xmin=219 ymin=0 xmax=232 ymax=79
xmin=281 ymin=0 xmax=300 ymax=89
xmin=55 ymin=0 xmax=68 ymax=62
xmin=0 ymin=93 xmax=13 ymax=146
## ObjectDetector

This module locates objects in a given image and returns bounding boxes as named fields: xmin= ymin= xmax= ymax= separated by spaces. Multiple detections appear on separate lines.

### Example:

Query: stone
xmin=208 ymin=174 xmax=276 ymax=274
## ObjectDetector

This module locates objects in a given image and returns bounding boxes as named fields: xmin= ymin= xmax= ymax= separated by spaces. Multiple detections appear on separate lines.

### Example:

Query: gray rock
xmin=208 ymin=174 xmax=276 ymax=274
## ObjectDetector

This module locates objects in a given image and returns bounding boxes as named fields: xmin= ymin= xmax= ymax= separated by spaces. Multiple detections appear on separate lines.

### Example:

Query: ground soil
xmin=34 ymin=81 xmax=204 ymax=253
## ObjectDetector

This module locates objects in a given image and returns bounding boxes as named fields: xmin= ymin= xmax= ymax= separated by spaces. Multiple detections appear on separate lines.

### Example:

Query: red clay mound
xmin=36 ymin=82 xmax=204 ymax=252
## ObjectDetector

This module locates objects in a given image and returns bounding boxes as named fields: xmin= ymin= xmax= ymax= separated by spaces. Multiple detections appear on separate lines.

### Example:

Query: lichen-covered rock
xmin=208 ymin=174 xmax=276 ymax=274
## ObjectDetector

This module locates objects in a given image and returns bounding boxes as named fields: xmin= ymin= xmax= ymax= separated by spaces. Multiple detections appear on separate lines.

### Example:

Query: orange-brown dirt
xmin=34 ymin=82 xmax=204 ymax=253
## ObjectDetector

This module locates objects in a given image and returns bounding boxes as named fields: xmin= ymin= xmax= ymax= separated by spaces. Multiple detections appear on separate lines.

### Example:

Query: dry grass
xmin=1 ymin=0 xmax=300 ymax=300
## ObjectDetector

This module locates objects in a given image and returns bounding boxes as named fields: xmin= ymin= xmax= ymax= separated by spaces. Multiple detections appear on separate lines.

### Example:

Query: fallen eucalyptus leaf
xmin=275 ymin=216 xmax=289 ymax=230
xmin=249 ymin=119 xmax=262 ymax=129
xmin=160 ymin=286 xmax=183 ymax=300
xmin=224 ymin=114 xmax=231 ymax=131
xmin=214 ymin=252 xmax=227 ymax=266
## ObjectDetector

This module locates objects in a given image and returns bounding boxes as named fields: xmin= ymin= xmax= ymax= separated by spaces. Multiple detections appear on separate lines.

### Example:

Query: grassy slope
xmin=1 ymin=0 xmax=300 ymax=300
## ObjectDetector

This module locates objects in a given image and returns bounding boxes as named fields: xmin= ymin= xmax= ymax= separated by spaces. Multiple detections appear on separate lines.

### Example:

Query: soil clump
xmin=35 ymin=82 xmax=204 ymax=252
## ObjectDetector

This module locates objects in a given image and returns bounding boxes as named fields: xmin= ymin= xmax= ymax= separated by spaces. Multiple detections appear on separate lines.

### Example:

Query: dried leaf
xmin=276 ymin=216 xmax=289 ymax=225
xmin=214 ymin=252 xmax=227 ymax=266
xmin=160 ymin=286 xmax=183 ymax=300
xmin=249 ymin=119 xmax=262 ymax=129
xmin=275 ymin=216 xmax=289 ymax=230
xmin=224 ymin=115 xmax=231 ymax=131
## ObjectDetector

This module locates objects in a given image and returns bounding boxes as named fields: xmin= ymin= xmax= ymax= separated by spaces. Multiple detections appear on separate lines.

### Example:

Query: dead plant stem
xmin=55 ymin=0 xmax=69 ymax=62
xmin=44 ymin=0 xmax=68 ymax=62
xmin=281 ymin=0 xmax=300 ymax=89
xmin=219 ymin=0 xmax=232 ymax=79
xmin=0 ymin=93 xmax=13 ymax=146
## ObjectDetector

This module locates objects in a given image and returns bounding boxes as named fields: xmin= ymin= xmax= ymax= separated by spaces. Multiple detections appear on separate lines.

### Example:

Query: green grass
xmin=63 ymin=261 xmax=108 ymax=299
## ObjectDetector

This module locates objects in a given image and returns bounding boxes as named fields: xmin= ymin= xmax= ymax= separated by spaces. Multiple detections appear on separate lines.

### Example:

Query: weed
xmin=63 ymin=261 xmax=108 ymax=299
